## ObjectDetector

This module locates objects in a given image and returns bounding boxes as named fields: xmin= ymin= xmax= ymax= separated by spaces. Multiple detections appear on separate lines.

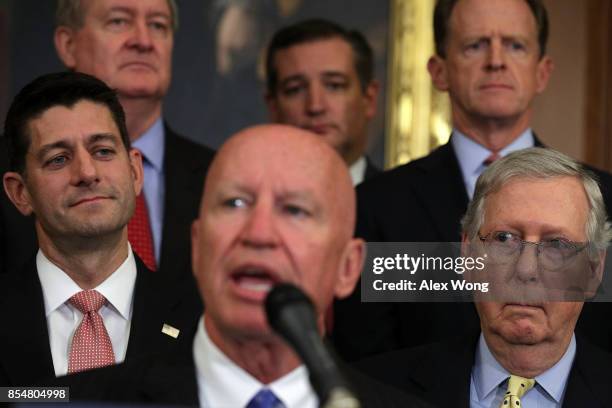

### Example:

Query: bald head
xmin=191 ymin=124 xmax=364 ymax=341
xmin=202 ymin=124 xmax=356 ymax=240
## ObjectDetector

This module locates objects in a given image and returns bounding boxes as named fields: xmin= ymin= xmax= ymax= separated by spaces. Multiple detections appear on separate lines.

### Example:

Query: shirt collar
xmin=473 ymin=332 xmax=576 ymax=404
xmin=193 ymin=317 xmax=317 ymax=408
xmin=452 ymin=128 xmax=534 ymax=178
xmin=131 ymin=118 xmax=165 ymax=171
xmin=37 ymin=245 xmax=137 ymax=320
xmin=349 ymin=156 xmax=367 ymax=186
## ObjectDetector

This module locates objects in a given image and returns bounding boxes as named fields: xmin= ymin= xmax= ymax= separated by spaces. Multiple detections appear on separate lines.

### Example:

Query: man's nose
xmin=484 ymin=40 xmax=506 ymax=71
xmin=514 ymin=243 xmax=539 ymax=283
xmin=126 ymin=20 xmax=154 ymax=51
xmin=306 ymin=83 xmax=327 ymax=116
xmin=70 ymin=150 xmax=99 ymax=187
xmin=239 ymin=201 xmax=279 ymax=249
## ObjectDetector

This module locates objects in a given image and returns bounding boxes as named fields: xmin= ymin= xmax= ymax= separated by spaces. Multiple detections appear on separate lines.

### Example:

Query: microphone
xmin=265 ymin=283 xmax=361 ymax=408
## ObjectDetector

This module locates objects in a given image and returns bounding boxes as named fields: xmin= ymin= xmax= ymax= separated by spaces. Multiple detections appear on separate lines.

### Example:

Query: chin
xmin=498 ymin=322 xmax=545 ymax=345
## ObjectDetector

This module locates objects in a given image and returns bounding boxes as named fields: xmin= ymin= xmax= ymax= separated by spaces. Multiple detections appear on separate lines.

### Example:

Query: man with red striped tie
xmin=0 ymin=72 xmax=200 ymax=386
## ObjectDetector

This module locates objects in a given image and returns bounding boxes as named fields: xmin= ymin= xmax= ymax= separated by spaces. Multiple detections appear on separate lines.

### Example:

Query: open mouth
xmin=231 ymin=265 xmax=281 ymax=295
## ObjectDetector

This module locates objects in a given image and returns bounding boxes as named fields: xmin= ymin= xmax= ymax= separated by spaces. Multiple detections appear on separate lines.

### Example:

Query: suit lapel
xmin=158 ymin=126 xmax=215 ymax=276
xmin=125 ymin=258 xmax=184 ymax=360
xmin=411 ymin=142 xmax=469 ymax=242
xmin=563 ymin=337 xmax=611 ymax=407
xmin=0 ymin=258 xmax=55 ymax=384
xmin=363 ymin=157 xmax=381 ymax=182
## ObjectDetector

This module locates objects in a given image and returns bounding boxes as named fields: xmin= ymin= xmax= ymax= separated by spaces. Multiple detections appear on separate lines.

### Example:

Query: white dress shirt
xmin=193 ymin=317 xmax=318 ymax=408
xmin=37 ymin=246 xmax=137 ymax=376
xmin=451 ymin=128 xmax=535 ymax=198
xmin=349 ymin=156 xmax=367 ymax=186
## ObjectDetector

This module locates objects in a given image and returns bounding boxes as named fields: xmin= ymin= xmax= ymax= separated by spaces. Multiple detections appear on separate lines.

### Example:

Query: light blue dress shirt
xmin=470 ymin=333 xmax=576 ymax=408
xmin=451 ymin=129 xmax=534 ymax=199
xmin=132 ymin=118 xmax=165 ymax=264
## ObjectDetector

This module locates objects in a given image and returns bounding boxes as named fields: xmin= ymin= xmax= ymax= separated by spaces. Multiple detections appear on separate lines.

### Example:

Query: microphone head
xmin=265 ymin=283 xmax=314 ymax=332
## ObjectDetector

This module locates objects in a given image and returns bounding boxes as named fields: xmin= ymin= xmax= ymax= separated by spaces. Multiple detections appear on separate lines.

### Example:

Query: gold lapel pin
xmin=162 ymin=323 xmax=180 ymax=339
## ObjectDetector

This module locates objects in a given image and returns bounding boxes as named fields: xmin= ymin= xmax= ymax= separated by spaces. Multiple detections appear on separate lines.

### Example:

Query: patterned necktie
xmin=483 ymin=152 xmax=501 ymax=166
xmin=128 ymin=193 xmax=157 ymax=271
xmin=67 ymin=290 xmax=116 ymax=374
xmin=500 ymin=375 xmax=535 ymax=407
xmin=246 ymin=389 xmax=286 ymax=408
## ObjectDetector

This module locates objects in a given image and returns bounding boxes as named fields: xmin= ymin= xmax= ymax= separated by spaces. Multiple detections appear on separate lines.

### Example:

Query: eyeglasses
xmin=478 ymin=231 xmax=587 ymax=271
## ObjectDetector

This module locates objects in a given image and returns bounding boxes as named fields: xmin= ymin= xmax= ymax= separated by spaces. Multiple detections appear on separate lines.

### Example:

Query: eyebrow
xmin=279 ymin=71 xmax=349 ymax=86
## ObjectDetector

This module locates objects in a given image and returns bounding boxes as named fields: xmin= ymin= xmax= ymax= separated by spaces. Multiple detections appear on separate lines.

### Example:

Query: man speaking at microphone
xmin=187 ymin=124 xmax=422 ymax=407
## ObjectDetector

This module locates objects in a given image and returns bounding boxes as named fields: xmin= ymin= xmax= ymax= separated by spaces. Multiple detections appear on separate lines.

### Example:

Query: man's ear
xmin=535 ymin=55 xmax=554 ymax=94
xmin=334 ymin=238 xmax=365 ymax=299
xmin=3 ymin=171 xmax=34 ymax=216
xmin=191 ymin=219 xmax=201 ymax=279
xmin=427 ymin=55 xmax=450 ymax=92
xmin=54 ymin=26 xmax=78 ymax=69
xmin=584 ymin=249 xmax=606 ymax=299
xmin=363 ymin=80 xmax=380 ymax=120
xmin=128 ymin=148 xmax=144 ymax=197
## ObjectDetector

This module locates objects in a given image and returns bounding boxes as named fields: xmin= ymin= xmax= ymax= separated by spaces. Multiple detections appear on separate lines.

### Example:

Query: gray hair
xmin=55 ymin=0 xmax=179 ymax=31
xmin=461 ymin=147 xmax=612 ymax=249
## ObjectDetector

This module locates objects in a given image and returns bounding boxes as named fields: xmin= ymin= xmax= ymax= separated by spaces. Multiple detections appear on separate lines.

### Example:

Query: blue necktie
xmin=246 ymin=389 xmax=286 ymax=408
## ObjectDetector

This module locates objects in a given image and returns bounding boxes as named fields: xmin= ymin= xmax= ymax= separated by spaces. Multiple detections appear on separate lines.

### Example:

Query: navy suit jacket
xmin=0 ymin=254 xmax=201 ymax=386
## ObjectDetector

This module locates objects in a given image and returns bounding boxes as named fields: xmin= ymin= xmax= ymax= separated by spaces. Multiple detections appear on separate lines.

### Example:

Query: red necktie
xmin=67 ymin=290 xmax=115 ymax=373
xmin=483 ymin=152 xmax=501 ymax=166
xmin=128 ymin=193 xmax=157 ymax=270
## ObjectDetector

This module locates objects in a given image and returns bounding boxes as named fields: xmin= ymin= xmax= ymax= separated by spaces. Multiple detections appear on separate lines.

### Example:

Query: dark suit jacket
xmin=55 ymin=348 xmax=431 ymax=407
xmin=332 ymin=139 xmax=612 ymax=361
xmin=356 ymin=332 xmax=612 ymax=408
xmin=362 ymin=156 xmax=381 ymax=184
xmin=0 ymin=255 xmax=202 ymax=386
xmin=0 ymin=126 xmax=214 ymax=278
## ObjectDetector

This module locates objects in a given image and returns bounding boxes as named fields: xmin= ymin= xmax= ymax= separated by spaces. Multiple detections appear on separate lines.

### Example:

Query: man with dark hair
xmin=357 ymin=148 xmax=612 ymax=407
xmin=265 ymin=19 xmax=380 ymax=186
xmin=334 ymin=0 xmax=612 ymax=360
xmin=0 ymin=72 xmax=199 ymax=386
xmin=0 ymin=0 xmax=215 ymax=277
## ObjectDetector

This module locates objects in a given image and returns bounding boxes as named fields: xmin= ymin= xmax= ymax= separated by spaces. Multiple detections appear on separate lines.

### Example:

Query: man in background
xmin=265 ymin=19 xmax=380 ymax=186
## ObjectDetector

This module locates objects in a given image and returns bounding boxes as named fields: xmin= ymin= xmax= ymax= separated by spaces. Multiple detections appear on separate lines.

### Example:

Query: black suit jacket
xmin=0 ymin=126 xmax=215 ymax=278
xmin=362 ymin=156 xmax=382 ymax=184
xmin=56 ymin=347 xmax=431 ymax=407
xmin=0 ymin=255 xmax=201 ymax=386
xmin=356 ymin=332 xmax=612 ymax=408
xmin=332 ymin=139 xmax=612 ymax=361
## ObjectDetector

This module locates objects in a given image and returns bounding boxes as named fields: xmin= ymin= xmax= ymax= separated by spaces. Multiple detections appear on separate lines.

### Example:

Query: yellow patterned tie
xmin=500 ymin=375 xmax=535 ymax=407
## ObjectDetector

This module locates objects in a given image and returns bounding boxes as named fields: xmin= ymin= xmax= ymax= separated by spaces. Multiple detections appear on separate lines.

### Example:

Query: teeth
xmin=239 ymin=281 xmax=273 ymax=292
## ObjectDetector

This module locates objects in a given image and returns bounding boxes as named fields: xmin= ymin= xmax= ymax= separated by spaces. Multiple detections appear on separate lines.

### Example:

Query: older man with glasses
xmin=357 ymin=147 xmax=612 ymax=407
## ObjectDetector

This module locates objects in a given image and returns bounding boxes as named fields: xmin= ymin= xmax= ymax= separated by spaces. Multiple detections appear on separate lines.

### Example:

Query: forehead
xmin=28 ymin=100 xmax=120 ymax=147
xmin=450 ymin=0 xmax=537 ymax=39
xmin=274 ymin=37 xmax=356 ymax=77
xmin=84 ymin=0 xmax=171 ymax=18
xmin=483 ymin=176 xmax=589 ymax=239
xmin=212 ymin=137 xmax=335 ymax=199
